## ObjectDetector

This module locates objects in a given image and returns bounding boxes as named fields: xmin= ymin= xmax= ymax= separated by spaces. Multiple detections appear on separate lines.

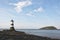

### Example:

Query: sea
xmin=16 ymin=29 xmax=60 ymax=39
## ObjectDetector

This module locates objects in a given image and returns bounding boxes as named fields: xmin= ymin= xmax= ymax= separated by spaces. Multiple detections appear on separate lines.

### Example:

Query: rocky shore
xmin=0 ymin=30 xmax=59 ymax=40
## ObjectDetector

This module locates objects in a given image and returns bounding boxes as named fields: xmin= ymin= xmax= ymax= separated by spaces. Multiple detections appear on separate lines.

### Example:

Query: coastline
xmin=0 ymin=30 xmax=59 ymax=40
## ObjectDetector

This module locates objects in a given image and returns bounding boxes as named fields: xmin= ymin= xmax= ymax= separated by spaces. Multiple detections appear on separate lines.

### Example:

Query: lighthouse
xmin=10 ymin=20 xmax=15 ymax=31
xmin=11 ymin=20 xmax=14 ymax=27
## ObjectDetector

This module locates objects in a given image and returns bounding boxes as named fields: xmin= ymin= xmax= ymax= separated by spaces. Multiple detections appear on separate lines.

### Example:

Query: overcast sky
xmin=0 ymin=0 xmax=60 ymax=29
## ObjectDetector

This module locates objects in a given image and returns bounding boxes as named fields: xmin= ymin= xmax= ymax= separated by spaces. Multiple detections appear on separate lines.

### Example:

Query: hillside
xmin=40 ymin=26 xmax=57 ymax=30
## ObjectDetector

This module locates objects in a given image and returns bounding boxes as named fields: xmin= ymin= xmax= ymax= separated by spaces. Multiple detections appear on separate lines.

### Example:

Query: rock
xmin=0 ymin=30 xmax=59 ymax=40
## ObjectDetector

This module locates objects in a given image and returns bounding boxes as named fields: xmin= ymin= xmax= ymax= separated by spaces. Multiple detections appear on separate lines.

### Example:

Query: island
xmin=0 ymin=20 xmax=59 ymax=40
xmin=40 ymin=26 xmax=57 ymax=30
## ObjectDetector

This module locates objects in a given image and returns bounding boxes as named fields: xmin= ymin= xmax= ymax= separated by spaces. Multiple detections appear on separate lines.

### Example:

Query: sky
xmin=0 ymin=0 xmax=60 ymax=29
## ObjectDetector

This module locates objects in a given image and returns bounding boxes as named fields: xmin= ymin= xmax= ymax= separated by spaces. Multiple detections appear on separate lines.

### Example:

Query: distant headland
xmin=40 ymin=26 xmax=57 ymax=30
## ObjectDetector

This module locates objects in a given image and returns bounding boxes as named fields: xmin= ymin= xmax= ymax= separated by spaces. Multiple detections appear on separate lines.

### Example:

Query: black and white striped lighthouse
xmin=10 ymin=19 xmax=15 ymax=31
xmin=11 ymin=20 xmax=14 ymax=27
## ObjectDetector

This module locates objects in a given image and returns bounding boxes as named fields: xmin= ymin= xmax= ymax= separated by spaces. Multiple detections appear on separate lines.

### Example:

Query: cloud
xmin=26 ymin=13 xmax=35 ymax=17
xmin=26 ymin=11 xmax=35 ymax=17
xmin=10 ymin=0 xmax=32 ymax=13
xmin=34 ymin=7 xmax=44 ymax=13
xmin=25 ymin=7 xmax=44 ymax=17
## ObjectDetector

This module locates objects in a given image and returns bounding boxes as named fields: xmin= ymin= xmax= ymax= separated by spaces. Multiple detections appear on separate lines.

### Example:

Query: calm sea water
xmin=16 ymin=29 xmax=60 ymax=39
